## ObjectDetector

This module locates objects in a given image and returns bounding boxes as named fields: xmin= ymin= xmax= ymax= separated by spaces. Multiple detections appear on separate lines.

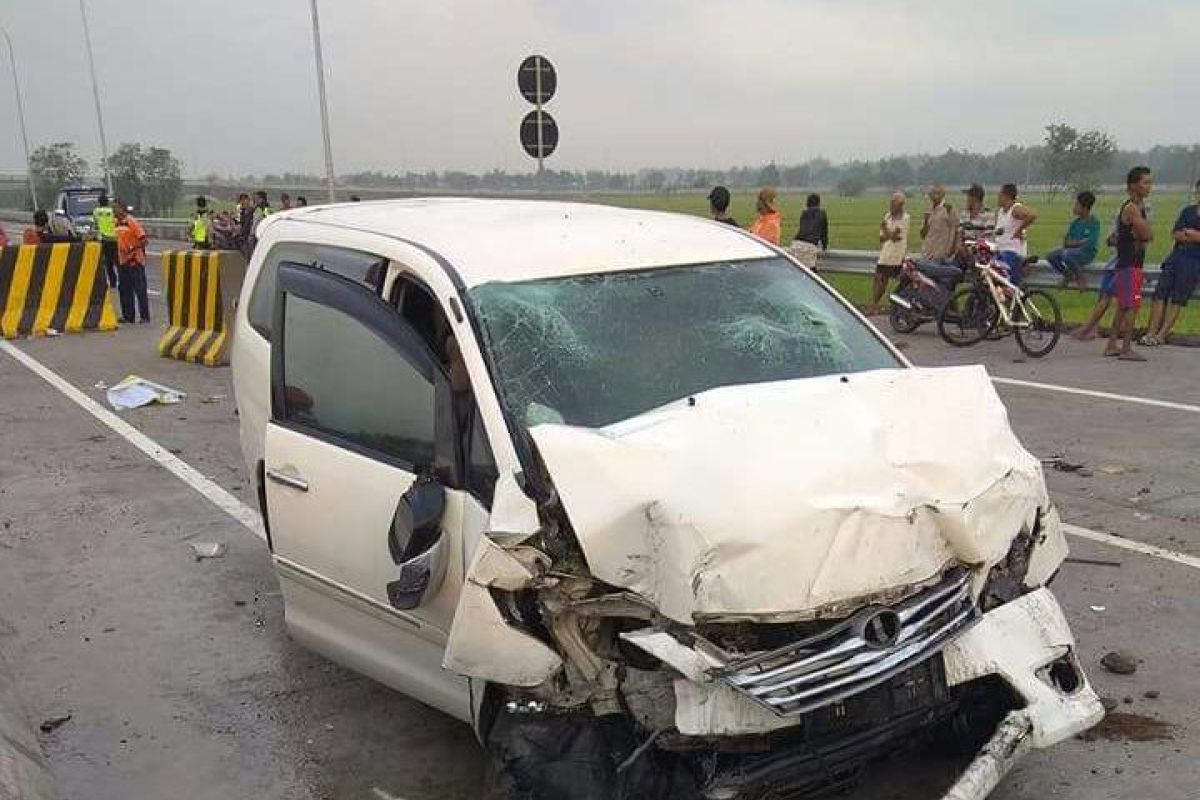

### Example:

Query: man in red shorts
xmin=1103 ymin=166 xmax=1154 ymax=360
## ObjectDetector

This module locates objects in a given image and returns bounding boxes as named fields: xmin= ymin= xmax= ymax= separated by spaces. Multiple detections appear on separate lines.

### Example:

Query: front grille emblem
xmin=860 ymin=608 xmax=902 ymax=649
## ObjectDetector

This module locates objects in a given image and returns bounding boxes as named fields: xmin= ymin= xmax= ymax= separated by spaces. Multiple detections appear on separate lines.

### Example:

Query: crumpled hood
xmin=529 ymin=365 xmax=1048 ymax=624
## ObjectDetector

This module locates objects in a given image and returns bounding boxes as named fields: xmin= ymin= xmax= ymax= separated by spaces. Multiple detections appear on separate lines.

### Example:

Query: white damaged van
xmin=231 ymin=199 xmax=1102 ymax=800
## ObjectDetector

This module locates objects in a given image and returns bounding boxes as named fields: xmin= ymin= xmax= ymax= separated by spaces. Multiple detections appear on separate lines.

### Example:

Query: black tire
xmin=937 ymin=285 xmax=997 ymax=347
xmin=888 ymin=301 xmax=921 ymax=334
xmin=1013 ymin=289 xmax=1062 ymax=358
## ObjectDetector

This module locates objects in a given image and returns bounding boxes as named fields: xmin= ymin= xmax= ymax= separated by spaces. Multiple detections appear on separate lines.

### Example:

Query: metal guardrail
xmin=806 ymin=247 xmax=1170 ymax=294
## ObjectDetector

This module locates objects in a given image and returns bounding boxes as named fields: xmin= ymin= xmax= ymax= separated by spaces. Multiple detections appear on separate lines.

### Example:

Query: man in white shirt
xmin=869 ymin=192 xmax=910 ymax=314
xmin=993 ymin=183 xmax=1038 ymax=285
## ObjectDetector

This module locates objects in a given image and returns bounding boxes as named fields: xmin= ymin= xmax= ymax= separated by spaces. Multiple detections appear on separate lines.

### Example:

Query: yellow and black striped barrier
xmin=158 ymin=250 xmax=246 ymax=367
xmin=0 ymin=242 xmax=118 ymax=339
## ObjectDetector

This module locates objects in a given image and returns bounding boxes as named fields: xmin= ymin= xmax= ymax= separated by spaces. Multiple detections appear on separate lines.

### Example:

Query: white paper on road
xmin=106 ymin=374 xmax=186 ymax=410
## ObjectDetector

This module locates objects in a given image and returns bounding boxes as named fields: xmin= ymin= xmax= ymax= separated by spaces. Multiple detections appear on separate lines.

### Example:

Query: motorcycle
xmin=887 ymin=257 xmax=965 ymax=334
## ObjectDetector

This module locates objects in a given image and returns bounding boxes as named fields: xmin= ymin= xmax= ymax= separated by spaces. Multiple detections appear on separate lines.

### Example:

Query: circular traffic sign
xmin=520 ymin=109 xmax=559 ymax=159
xmin=518 ymin=55 xmax=557 ymax=105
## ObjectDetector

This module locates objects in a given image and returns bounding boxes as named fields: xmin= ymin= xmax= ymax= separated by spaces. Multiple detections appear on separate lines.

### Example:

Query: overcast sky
xmin=1 ymin=0 xmax=1197 ymax=177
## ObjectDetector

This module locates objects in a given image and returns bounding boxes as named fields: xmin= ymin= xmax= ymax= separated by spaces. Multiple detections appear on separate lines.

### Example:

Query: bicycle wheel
xmin=938 ymin=285 xmax=997 ymax=346
xmin=1013 ymin=289 xmax=1062 ymax=357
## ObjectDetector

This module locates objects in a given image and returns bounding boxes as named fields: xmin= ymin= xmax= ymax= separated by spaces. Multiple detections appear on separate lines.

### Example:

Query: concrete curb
xmin=0 ymin=649 xmax=56 ymax=800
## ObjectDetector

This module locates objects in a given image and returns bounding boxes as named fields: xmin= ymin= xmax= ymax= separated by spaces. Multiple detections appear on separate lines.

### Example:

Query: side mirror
xmin=386 ymin=478 xmax=448 ymax=610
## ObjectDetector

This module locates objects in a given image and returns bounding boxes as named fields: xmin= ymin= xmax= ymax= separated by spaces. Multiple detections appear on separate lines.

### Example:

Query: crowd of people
xmin=708 ymin=169 xmax=1200 ymax=359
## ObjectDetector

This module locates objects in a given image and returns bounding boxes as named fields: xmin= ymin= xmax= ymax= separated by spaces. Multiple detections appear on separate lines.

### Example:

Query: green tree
xmin=29 ymin=142 xmax=88 ymax=207
xmin=106 ymin=143 xmax=183 ymax=215
xmin=1042 ymin=124 xmax=1117 ymax=198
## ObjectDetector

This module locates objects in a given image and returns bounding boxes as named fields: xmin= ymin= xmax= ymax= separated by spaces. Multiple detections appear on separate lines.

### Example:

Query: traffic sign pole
xmin=535 ymin=56 xmax=544 ymax=187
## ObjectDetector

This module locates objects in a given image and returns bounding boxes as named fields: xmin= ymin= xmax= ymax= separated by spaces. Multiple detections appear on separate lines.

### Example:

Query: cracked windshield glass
xmin=470 ymin=256 xmax=900 ymax=429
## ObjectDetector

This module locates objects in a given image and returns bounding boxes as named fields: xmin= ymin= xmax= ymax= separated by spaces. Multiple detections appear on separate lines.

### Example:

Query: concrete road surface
xmin=0 ymin=257 xmax=1197 ymax=799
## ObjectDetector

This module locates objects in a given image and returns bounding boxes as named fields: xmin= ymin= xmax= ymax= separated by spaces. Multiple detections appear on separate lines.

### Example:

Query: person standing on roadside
xmin=794 ymin=194 xmax=829 ymax=251
xmin=707 ymin=186 xmax=739 ymax=227
xmin=993 ymin=184 xmax=1037 ymax=285
xmin=114 ymin=203 xmax=150 ymax=324
xmin=749 ymin=187 xmax=781 ymax=245
xmin=191 ymin=196 xmax=212 ymax=250
xmin=280 ymin=193 xmax=294 ymax=211
xmin=93 ymin=192 xmax=119 ymax=287
xmin=919 ymin=184 xmax=959 ymax=264
xmin=295 ymin=195 xmax=309 ymax=208
xmin=957 ymin=184 xmax=994 ymax=259
xmin=235 ymin=193 xmax=254 ymax=255
xmin=868 ymin=192 xmax=910 ymax=314
xmin=1140 ymin=179 xmax=1200 ymax=346
xmin=23 ymin=209 xmax=61 ymax=244
xmin=1102 ymin=167 xmax=1154 ymax=359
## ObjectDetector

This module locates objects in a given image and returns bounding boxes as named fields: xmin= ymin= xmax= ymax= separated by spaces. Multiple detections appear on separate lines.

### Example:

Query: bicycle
xmin=936 ymin=240 xmax=1063 ymax=357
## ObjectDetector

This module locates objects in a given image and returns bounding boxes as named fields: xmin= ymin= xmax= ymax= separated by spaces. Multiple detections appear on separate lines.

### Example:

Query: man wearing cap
xmin=707 ymin=186 xmax=739 ymax=227
xmin=749 ymin=188 xmax=781 ymax=245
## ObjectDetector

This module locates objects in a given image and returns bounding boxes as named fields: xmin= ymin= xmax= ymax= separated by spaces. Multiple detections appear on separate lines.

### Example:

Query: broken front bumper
xmin=652 ymin=589 xmax=1102 ymax=799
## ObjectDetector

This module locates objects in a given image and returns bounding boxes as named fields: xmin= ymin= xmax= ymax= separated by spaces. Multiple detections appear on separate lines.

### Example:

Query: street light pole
xmin=309 ymin=0 xmax=337 ymax=203
xmin=78 ymin=0 xmax=113 ymax=196
xmin=1 ymin=26 xmax=38 ymax=210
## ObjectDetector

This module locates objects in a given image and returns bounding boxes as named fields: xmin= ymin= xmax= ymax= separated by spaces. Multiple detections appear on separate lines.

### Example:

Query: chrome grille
xmin=717 ymin=568 xmax=976 ymax=717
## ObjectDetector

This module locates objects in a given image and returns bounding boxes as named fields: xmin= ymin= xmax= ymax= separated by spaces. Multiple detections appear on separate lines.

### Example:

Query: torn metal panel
xmin=1025 ymin=506 xmax=1069 ymax=588
xmin=485 ymin=469 xmax=542 ymax=543
xmin=942 ymin=589 xmax=1104 ymax=748
xmin=672 ymin=678 xmax=800 ymax=737
xmin=530 ymin=365 xmax=1047 ymax=624
xmin=619 ymin=629 xmax=722 ymax=683
xmin=443 ymin=538 xmax=562 ymax=686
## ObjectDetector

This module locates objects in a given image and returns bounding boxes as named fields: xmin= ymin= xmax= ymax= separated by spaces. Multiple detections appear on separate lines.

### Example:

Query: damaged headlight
xmin=979 ymin=507 xmax=1065 ymax=612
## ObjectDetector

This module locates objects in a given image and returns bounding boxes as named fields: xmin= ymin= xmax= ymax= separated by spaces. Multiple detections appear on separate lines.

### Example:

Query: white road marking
xmin=992 ymin=376 xmax=1200 ymax=415
xmin=4 ymin=341 xmax=1198 ymax=574
xmin=0 ymin=339 xmax=265 ymax=540
xmin=1063 ymin=523 xmax=1200 ymax=572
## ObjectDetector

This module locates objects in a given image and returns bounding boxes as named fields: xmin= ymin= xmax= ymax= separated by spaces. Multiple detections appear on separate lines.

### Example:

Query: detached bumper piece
xmin=720 ymin=569 xmax=975 ymax=717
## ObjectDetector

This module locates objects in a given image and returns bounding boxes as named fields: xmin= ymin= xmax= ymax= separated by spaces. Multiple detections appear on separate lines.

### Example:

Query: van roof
xmin=278 ymin=197 xmax=776 ymax=287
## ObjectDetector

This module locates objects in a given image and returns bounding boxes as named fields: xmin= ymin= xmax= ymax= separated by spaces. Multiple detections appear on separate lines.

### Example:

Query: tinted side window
xmin=248 ymin=243 xmax=388 ymax=341
xmin=281 ymin=294 xmax=435 ymax=469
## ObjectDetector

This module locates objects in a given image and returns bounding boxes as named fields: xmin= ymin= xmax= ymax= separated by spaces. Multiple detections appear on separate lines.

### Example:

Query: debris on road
xmin=1100 ymin=696 xmax=1119 ymax=712
xmin=1100 ymin=650 xmax=1139 ymax=675
xmin=1144 ymin=690 xmax=1160 ymax=700
xmin=1067 ymin=557 xmax=1122 ymax=568
xmin=189 ymin=541 xmax=227 ymax=561
xmin=201 ymin=394 xmax=227 ymax=404
xmin=106 ymin=375 xmax=185 ymax=411
xmin=1077 ymin=712 xmax=1176 ymax=743
xmin=1096 ymin=463 xmax=1128 ymax=475
xmin=39 ymin=713 xmax=72 ymax=733
xmin=1089 ymin=605 xmax=1107 ymax=612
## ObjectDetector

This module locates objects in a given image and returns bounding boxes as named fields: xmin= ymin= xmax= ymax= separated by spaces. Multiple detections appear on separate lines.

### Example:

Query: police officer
xmin=191 ymin=196 xmax=212 ymax=250
xmin=93 ymin=193 xmax=118 ymax=287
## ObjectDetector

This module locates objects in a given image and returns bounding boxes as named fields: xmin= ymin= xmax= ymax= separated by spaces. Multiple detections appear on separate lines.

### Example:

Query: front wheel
xmin=938 ymin=285 xmax=997 ymax=347
xmin=1013 ymin=289 xmax=1062 ymax=357
xmin=888 ymin=298 xmax=921 ymax=333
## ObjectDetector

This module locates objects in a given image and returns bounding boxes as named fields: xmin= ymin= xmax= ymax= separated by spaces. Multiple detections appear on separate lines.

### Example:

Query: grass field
xmin=594 ymin=189 xmax=1200 ymax=336
xmin=593 ymin=189 xmax=1191 ymax=266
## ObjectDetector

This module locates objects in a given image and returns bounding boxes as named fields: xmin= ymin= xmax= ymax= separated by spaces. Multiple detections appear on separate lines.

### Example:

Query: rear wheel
xmin=937 ymin=285 xmax=997 ymax=347
xmin=1013 ymin=289 xmax=1062 ymax=357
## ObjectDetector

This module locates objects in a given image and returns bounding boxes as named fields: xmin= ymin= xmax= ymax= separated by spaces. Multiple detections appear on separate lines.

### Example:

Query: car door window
xmin=279 ymin=292 xmax=436 ymax=470
xmin=249 ymin=243 xmax=388 ymax=341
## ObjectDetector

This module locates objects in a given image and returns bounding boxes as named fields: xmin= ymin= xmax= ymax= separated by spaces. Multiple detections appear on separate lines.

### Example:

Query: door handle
xmin=266 ymin=467 xmax=309 ymax=492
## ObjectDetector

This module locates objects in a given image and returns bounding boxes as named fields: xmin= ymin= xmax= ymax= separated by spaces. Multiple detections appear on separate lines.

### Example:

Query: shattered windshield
xmin=469 ymin=257 xmax=900 ymax=429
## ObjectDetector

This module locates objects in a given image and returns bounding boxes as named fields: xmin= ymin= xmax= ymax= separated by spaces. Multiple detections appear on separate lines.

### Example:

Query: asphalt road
xmin=0 ymin=253 xmax=1197 ymax=800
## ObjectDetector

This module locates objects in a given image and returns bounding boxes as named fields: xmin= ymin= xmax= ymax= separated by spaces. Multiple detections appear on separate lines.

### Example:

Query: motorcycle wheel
xmin=938 ymin=285 xmax=997 ymax=347
xmin=888 ymin=301 xmax=921 ymax=334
